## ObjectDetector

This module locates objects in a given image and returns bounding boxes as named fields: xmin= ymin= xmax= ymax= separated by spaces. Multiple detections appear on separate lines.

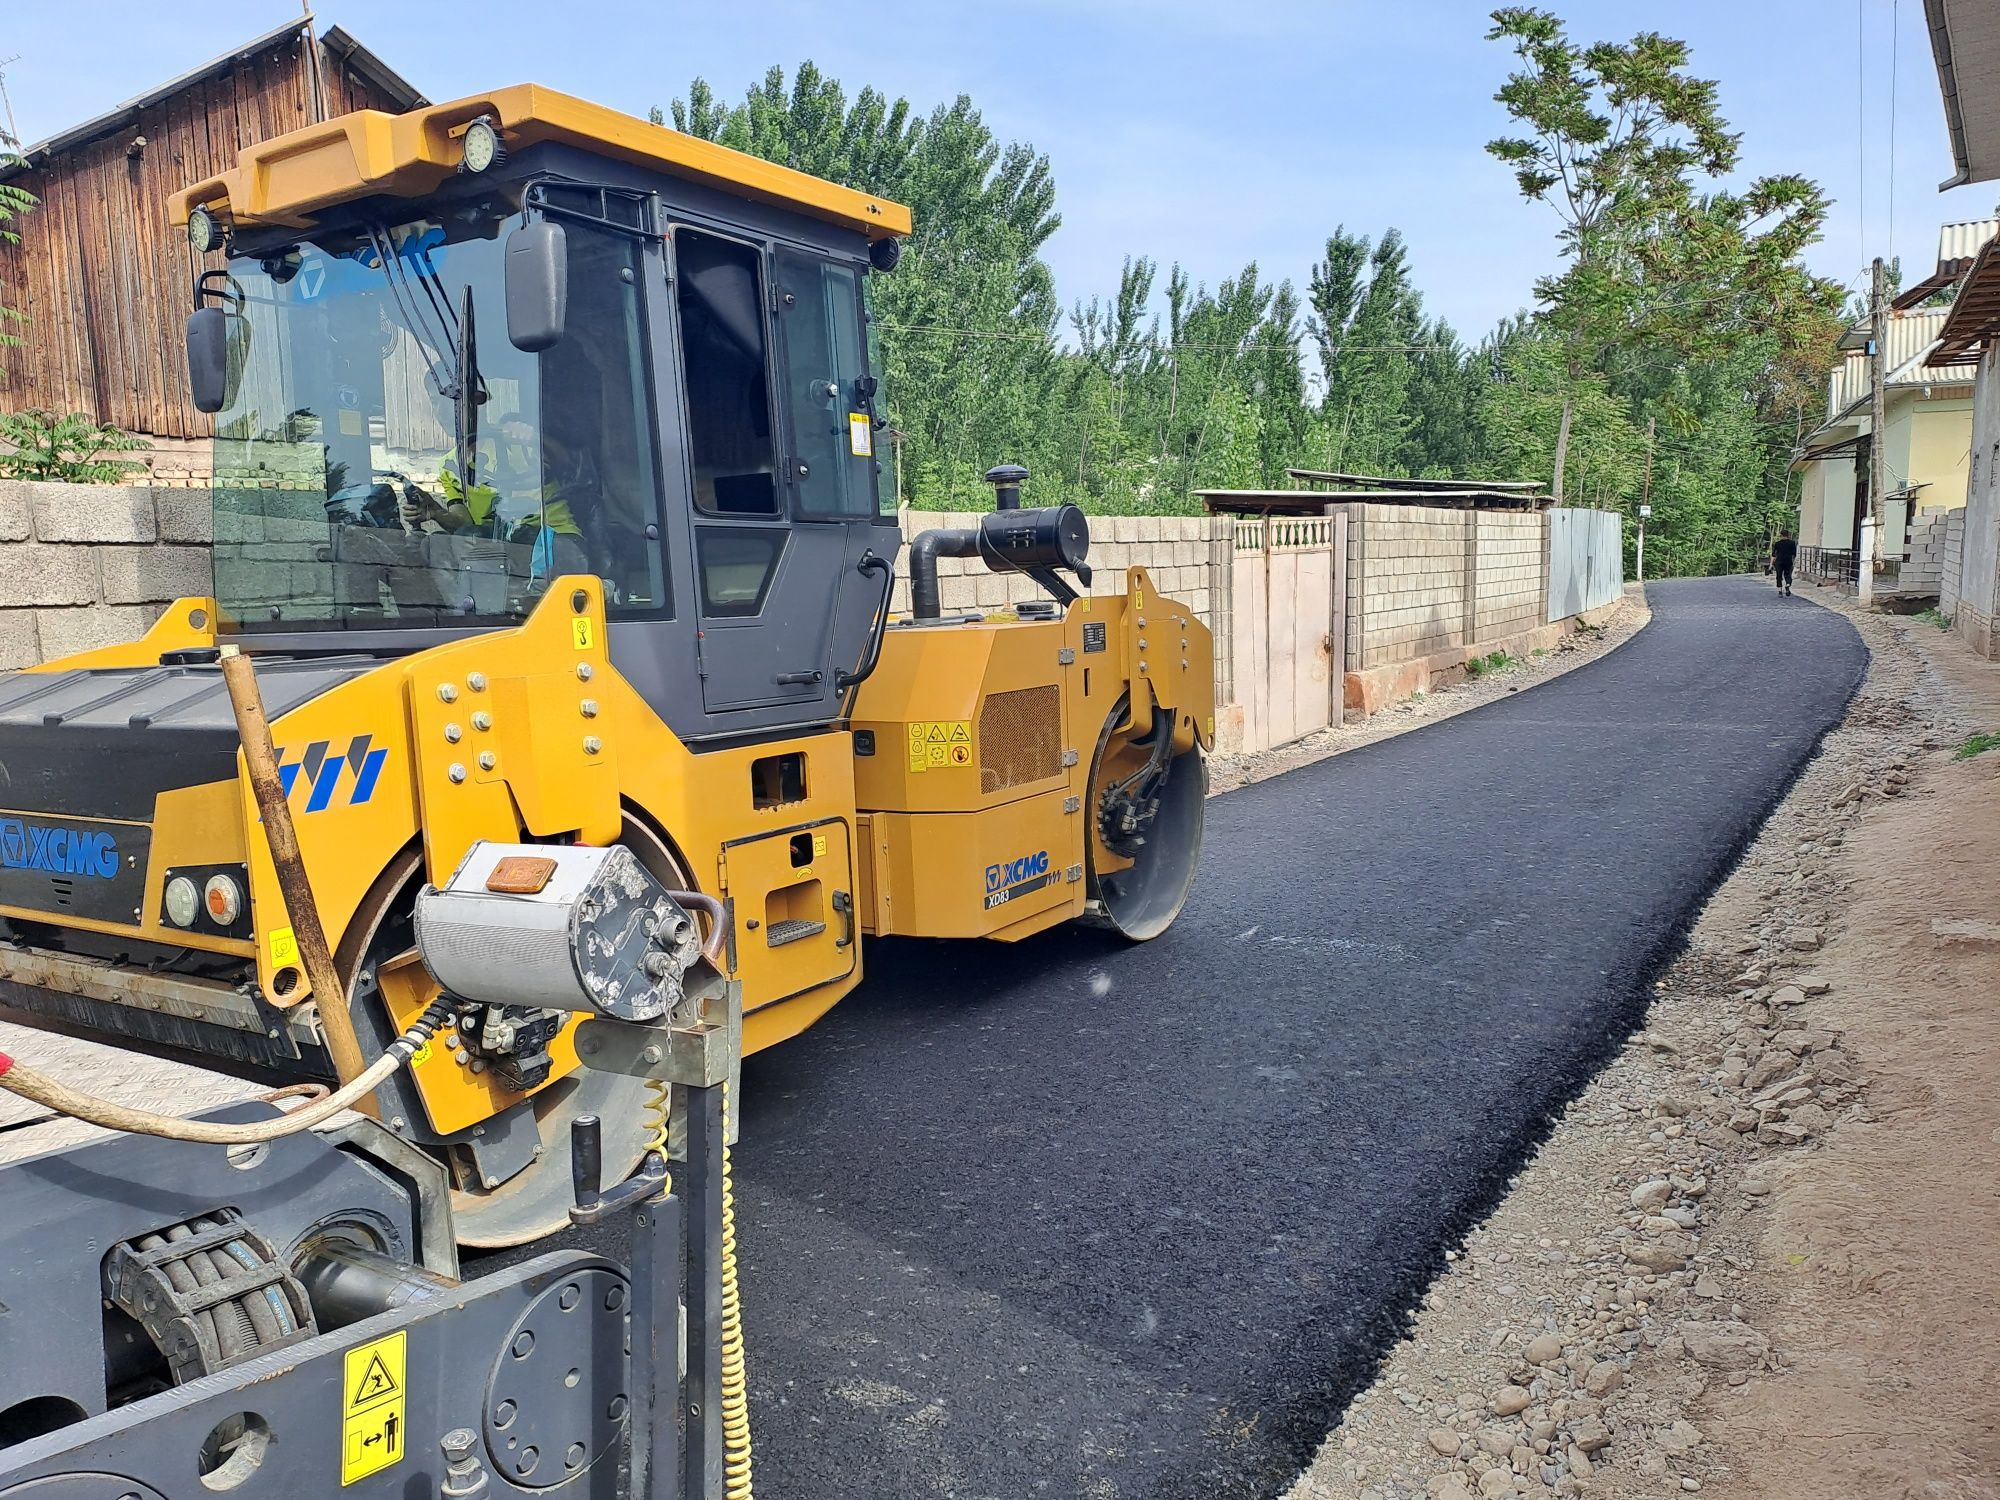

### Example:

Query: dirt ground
xmin=1287 ymin=589 xmax=2000 ymax=1500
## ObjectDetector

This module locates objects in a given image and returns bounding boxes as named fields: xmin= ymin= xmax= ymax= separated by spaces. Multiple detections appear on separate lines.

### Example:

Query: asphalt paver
xmin=544 ymin=576 xmax=1865 ymax=1499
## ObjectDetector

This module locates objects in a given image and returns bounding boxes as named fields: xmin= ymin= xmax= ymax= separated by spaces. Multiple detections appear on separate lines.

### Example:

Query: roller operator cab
xmin=0 ymin=87 xmax=1215 ymax=1245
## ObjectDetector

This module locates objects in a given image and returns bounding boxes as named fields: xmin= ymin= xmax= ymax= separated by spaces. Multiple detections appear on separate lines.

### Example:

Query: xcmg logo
xmin=0 ymin=817 xmax=119 ymax=879
xmin=986 ymin=849 xmax=1050 ymax=894
xmin=276 ymin=735 xmax=389 ymax=814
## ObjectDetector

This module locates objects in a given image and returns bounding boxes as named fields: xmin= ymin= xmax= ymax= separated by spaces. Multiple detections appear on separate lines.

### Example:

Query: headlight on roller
xmin=164 ymin=876 xmax=200 ymax=928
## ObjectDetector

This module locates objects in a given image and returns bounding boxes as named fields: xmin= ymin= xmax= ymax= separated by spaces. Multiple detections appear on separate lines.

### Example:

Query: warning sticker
xmin=341 ymin=1331 xmax=407 ymax=1485
xmin=905 ymin=720 xmax=972 ymax=774
xmin=848 ymin=412 xmax=874 ymax=457
xmin=811 ymin=832 xmax=828 ymax=858
xmin=571 ymin=616 xmax=596 ymax=651
xmin=267 ymin=926 xmax=300 ymax=970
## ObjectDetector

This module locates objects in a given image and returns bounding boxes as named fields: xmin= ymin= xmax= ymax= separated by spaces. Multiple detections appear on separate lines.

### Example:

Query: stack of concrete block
xmin=1902 ymin=506 xmax=1954 ymax=595
xmin=0 ymin=479 xmax=213 ymax=668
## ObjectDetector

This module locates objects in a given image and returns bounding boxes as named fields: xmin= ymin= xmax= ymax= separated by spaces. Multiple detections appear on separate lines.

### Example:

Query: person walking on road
xmin=1771 ymin=531 xmax=1797 ymax=596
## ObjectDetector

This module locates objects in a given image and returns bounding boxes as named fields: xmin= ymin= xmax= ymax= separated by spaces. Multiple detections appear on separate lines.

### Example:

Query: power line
xmin=1889 ymin=0 xmax=1900 ymax=258
xmin=1857 ymin=0 xmax=1867 ymax=267
xmin=876 ymin=321 xmax=1442 ymax=354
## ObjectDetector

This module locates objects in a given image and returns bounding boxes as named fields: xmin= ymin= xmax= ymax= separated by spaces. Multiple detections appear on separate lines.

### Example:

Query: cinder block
xmin=155 ymin=489 xmax=213 ymax=544
xmin=0 ymin=542 xmax=100 ymax=607
xmin=35 ymin=604 xmax=162 ymax=659
xmin=98 ymin=545 xmax=214 ymax=605
xmin=29 ymin=482 xmax=157 ymax=543
xmin=0 ymin=609 xmax=40 ymax=668
xmin=0 ymin=483 xmax=30 ymax=542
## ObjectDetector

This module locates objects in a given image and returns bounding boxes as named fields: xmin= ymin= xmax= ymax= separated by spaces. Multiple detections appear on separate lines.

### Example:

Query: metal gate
xmin=1229 ymin=513 xmax=1348 ymax=754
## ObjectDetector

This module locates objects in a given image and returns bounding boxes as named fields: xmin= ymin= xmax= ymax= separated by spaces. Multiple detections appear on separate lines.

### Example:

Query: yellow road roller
xmin=0 ymin=86 xmax=1213 ymax=1245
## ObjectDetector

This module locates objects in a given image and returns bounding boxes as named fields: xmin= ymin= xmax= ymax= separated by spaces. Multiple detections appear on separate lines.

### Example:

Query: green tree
xmin=1307 ymin=227 xmax=1425 ymax=475
xmin=0 ymin=141 xmax=34 ymax=357
xmin=1485 ymin=7 xmax=1737 ymax=501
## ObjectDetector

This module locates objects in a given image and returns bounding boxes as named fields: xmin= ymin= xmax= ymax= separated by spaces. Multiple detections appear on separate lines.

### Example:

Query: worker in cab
xmin=402 ymin=416 xmax=590 ymax=581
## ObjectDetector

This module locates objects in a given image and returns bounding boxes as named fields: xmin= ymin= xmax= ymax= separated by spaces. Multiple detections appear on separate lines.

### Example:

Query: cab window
xmin=675 ymin=229 xmax=780 ymax=518
xmin=774 ymin=250 xmax=878 ymax=517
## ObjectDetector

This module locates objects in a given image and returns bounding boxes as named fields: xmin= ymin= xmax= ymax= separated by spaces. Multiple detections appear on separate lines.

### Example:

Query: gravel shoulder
xmin=1286 ymin=587 xmax=2000 ymax=1500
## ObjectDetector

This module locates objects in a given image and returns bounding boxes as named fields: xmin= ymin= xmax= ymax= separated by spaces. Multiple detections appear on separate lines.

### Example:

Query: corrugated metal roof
xmin=1893 ymin=216 xmax=1999 ymax=307
xmin=0 ymin=18 xmax=424 ymax=178
xmin=1826 ymin=307 xmax=1978 ymax=416
xmin=1938 ymin=234 xmax=2000 ymax=359
xmin=1937 ymin=216 xmax=1998 ymax=262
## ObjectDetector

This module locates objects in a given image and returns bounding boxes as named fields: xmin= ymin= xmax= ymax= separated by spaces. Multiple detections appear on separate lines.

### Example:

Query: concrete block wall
xmin=1941 ymin=509 xmax=1966 ymax=616
xmin=1472 ymin=513 xmax=1546 ymax=640
xmin=0 ymin=479 xmax=213 ymax=668
xmin=893 ymin=511 xmax=1228 ymax=628
xmin=1345 ymin=505 xmax=1472 ymax=669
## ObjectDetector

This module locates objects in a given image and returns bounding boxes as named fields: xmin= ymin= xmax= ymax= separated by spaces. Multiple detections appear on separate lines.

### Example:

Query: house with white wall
xmin=1915 ymin=0 xmax=2000 ymax=655
xmin=1794 ymin=277 xmax=1979 ymax=582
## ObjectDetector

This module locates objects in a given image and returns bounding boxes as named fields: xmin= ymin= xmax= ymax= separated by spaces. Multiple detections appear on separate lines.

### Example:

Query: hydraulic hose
xmin=666 ymin=889 xmax=730 ymax=966
xmin=719 ymin=1078 xmax=754 ymax=1499
xmin=0 ymin=1002 xmax=451 ymax=1146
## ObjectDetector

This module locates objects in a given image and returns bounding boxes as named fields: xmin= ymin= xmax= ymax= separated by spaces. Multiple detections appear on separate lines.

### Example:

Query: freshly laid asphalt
xmin=550 ymin=576 xmax=1866 ymax=1499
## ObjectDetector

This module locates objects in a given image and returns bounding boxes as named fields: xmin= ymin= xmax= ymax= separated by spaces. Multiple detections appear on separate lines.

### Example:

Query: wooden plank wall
xmin=0 ymin=35 xmax=408 ymax=438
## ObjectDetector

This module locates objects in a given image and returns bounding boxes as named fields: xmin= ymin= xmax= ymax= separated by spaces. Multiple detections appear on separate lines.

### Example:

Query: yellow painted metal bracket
xmin=28 ymin=596 xmax=217 ymax=673
xmin=405 ymin=576 xmax=622 ymax=884
xmin=1117 ymin=567 xmax=1216 ymax=752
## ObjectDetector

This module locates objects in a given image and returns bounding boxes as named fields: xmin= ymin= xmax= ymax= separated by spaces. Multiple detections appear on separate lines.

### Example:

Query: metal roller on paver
xmin=0 ymin=85 xmax=1215 ymax=1247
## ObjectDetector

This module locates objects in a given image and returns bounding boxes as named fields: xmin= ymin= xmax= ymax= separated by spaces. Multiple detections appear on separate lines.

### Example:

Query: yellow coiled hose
xmin=719 ymin=1078 xmax=753 ymax=1498
xmin=643 ymin=1076 xmax=671 ymax=1171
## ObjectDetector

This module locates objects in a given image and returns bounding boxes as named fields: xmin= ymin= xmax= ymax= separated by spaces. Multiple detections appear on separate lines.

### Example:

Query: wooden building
xmin=0 ymin=19 xmax=424 ymax=440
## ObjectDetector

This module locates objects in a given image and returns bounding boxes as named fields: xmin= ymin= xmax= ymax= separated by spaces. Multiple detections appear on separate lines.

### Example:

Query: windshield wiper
xmin=450 ymin=286 xmax=483 ymax=505
xmin=363 ymin=226 xmax=486 ymax=508
xmin=365 ymin=224 xmax=456 ymax=397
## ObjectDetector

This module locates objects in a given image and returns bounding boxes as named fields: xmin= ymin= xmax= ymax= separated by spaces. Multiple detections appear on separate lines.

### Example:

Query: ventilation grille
xmin=978 ymin=685 xmax=1063 ymax=792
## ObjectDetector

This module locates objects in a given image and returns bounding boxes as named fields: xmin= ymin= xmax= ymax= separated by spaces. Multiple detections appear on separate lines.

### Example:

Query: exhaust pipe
xmin=906 ymin=464 xmax=1093 ymax=622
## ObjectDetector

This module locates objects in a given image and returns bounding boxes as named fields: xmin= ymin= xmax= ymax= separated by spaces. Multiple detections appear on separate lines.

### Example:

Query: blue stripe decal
xmin=305 ymin=758 xmax=345 ymax=814
xmin=277 ymin=762 xmax=302 ymax=800
xmin=351 ymin=747 xmax=388 ymax=806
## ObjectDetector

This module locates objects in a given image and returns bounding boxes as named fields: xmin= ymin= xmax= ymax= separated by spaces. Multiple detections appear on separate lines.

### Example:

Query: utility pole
xmin=1637 ymin=415 xmax=1655 ymax=583
xmin=1860 ymin=255 xmax=1887 ymax=606
xmin=0 ymin=57 xmax=22 ymax=148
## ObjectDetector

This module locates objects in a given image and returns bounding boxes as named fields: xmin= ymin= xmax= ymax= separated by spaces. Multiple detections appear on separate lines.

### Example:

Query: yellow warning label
xmin=905 ymin=720 xmax=972 ymax=774
xmin=341 ymin=1331 xmax=406 ymax=1485
xmin=848 ymin=412 xmax=874 ymax=457
xmin=267 ymin=926 xmax=299 ymax=970
xmin=408 ymin=1040 xmax=433 ymax=1068
xmin=571 ymin=616 xmax=596 ymax=651
xmin=811 ymin=832 xmax=828 ymax=857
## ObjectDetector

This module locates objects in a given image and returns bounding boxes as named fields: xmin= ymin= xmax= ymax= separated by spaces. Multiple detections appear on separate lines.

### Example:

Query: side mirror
xmin=186 ymin=306 xmax=230 ymax=414
xmin=505 ymin=218 xmax=567 ymax=352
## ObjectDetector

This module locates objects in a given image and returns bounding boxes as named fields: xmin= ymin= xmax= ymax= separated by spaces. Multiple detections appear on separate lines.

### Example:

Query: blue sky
xmin=6 ymin=2 xmax=1992 ymax=339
